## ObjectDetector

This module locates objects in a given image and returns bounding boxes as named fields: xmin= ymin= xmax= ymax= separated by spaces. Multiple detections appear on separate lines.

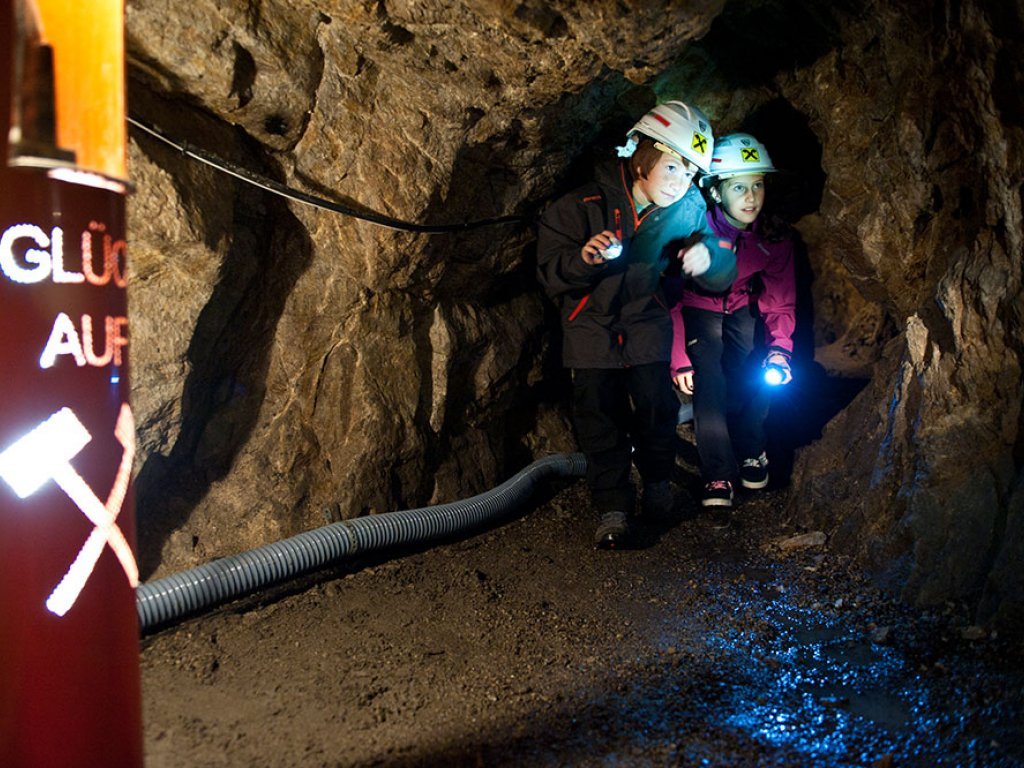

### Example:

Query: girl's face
xmin=717 ymin=173 xmax=766 ymax=229
xmin=634 ymin=152 xmax=697 ymax=209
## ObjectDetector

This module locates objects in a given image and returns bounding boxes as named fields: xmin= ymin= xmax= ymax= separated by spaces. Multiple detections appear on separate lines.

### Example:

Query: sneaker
xmin=641 ymin=481 xmax=674 ymax=521
xmin=740 ymin=452 xmax=769 ymax=490
xmin=594 ymin=510 xmax=629 ymax=549
xmin=701 ymin=480 xmax=733 ymax=508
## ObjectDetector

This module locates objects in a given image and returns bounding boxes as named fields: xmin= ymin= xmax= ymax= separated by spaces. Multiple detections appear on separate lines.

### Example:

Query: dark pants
xmin=683 ymin=305 xmax=770 ymax=483
xmin=571 ymin=362 xmax=678 ymax=513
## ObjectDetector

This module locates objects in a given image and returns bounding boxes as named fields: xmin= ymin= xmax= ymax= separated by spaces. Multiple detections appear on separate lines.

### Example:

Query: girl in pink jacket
xmin=670 ymin=133 xmax=796 ymax=513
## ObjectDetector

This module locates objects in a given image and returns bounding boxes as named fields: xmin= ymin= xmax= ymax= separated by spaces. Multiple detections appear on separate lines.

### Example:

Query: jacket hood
xmin=593 ymin=158 xmax=631 ymax=194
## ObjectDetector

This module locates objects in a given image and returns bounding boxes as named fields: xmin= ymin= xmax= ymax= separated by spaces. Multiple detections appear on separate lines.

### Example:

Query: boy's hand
xmin=679 ymin=242 xmax=711 ymax=276
xmin=581 ymin=230 xmax=618 ymax=265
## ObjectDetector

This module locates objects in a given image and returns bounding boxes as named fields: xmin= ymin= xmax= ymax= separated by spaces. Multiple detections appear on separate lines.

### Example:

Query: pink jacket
xmin=670 ymin=206 xmax=796 ymax=372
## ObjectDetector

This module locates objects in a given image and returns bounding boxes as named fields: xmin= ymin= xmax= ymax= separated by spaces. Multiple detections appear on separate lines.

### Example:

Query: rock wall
xmin=124 ymin=0 xmax=1024 ymax=629
xmin=775 ymin=0 xmax=1024 ymax=628
xmin=125 ymin=0 xmax=725 ymax=575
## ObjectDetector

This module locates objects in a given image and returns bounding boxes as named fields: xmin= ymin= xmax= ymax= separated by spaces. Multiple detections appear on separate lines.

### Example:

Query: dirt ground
xmin=140 ymin=429 xmax=1024 ymax=767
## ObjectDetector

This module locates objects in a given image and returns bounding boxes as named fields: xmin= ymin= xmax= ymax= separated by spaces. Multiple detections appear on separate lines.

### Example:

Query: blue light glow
xmin=764 ymin=364 xmax=785 ymax=386
xmin=603 ymin=242 xmax=623 ymax=260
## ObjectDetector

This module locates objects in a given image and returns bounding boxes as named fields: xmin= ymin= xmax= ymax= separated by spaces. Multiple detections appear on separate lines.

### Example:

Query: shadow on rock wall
xmin=131 ymin=96 xmax=314 ymax=576
xmin=388 ymin=113 xmax=572 ymax=505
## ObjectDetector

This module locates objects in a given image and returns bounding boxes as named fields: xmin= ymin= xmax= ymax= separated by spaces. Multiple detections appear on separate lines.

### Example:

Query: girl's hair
xmin=629 ymin=138 xmax=664 ymax=180
xmin=709 ymin=176 xmax=792 ymax=243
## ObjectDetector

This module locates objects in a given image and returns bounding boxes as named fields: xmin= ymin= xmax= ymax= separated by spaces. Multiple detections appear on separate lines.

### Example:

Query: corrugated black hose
xmin=136 ymin=453 xmax=585 ymax=632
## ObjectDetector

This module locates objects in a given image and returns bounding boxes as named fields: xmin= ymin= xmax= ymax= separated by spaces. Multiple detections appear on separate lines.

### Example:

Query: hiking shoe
xmin=641 ymin=481 xmax=675 ymax=521
xmin=701 ymin=480 xmax=733 ymax=508
xmin=740 ymin=452 xmax=769 ymax=490
xmin=594 ymin=510 xmax=629 ymax=549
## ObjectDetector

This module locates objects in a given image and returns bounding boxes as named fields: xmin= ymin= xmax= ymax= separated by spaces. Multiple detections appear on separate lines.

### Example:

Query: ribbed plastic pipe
xmin=136 ymin=453 xmax=586 ymax=632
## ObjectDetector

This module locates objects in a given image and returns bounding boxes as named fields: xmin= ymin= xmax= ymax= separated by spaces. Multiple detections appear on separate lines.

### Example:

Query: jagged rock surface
xmin=776 ymin=0 xmax=1023 ymax=628
xmin=125 ymin=0 xmax=725 ymax=575
xmin=124 ymin=0 xmax=1024 ymax=629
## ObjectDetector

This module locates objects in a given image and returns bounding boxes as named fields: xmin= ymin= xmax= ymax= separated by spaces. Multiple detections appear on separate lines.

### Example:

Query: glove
xmin=762 ymin=352 xmax=792 ymax=386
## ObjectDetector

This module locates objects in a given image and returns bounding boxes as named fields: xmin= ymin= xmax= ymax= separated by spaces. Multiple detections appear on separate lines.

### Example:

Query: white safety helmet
xmin=616 ymin=101 xmax=715 ymax=173
xmin=700 ymin=132 xmax=776 ymax=186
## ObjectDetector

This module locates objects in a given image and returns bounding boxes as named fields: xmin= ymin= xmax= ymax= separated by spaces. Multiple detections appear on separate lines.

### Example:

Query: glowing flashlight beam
xmin=764 ymin=366 xmax=785 ymax=386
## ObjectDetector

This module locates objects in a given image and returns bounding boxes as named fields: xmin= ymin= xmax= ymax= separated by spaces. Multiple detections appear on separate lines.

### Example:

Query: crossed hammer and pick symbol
xmin=0 ymin=404 xmax=138 ymax=616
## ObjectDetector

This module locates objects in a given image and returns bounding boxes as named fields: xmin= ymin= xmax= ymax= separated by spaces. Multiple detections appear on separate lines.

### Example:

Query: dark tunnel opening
xmin=739 ymin=98 xmax=826 ymax=223
xmin=535 ymin=81 xmax=869 ymax=491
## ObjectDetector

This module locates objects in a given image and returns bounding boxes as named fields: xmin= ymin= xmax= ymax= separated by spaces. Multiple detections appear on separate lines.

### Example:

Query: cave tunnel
xmin=3 ymin=0 xmax=1023 ymax=765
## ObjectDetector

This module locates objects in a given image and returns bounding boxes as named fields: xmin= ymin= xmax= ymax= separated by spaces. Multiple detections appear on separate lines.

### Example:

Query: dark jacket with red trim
xmin=670 ymin=205 xmax=797 ymax=372
xmin=537 ymin=160 xmax=736 ymax=369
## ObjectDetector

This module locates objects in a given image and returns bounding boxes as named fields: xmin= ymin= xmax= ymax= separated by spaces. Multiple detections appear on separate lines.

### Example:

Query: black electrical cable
xmin=127 ymin=116 xmax=529 ymax=234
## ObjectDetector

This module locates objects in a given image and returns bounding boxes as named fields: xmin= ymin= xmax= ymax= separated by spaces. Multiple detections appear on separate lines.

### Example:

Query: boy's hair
xmin=629 ymin=138 xmax=664 ymax=180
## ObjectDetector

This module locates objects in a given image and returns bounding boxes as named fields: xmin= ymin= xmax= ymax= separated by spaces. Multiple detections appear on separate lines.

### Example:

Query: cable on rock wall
xmin=127 ymin=116 xmax=530 ymax=234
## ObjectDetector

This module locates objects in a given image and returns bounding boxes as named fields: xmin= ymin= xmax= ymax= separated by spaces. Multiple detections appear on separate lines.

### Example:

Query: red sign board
xmin=0 ymin=1 xmax=143 ymax=765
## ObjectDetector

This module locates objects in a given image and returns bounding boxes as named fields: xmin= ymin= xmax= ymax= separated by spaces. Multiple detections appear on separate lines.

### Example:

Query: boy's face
xmin=717 ymin=173 xmax=766 ymax=228
xmin=635 ymin=152 xmax=697 ymax=208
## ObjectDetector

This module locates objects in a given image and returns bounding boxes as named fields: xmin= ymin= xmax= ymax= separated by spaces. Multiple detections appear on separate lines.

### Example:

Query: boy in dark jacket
xmin=537 ymin=101 xmax=737 ymax=548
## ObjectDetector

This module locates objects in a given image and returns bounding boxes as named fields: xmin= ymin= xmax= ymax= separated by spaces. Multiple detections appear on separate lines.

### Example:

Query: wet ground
xmin=140 ymin=449 xmax=1024 ymax=768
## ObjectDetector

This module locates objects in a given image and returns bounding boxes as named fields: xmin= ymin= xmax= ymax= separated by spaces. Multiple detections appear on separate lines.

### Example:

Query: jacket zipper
xmin=619 ymin=163 xmax=657 ymax=231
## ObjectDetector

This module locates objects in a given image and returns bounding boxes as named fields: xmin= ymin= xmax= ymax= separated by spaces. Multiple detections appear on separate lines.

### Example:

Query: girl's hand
xmin=763 ymin=352 xmax=793 ymax=385
xmin=581 ymin=230 xmax=618 ymax=265
xmin=674 ymin=370 xmax=694 ymax=395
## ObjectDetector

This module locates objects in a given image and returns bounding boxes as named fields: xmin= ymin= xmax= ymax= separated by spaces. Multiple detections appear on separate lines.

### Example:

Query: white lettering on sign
xmin=0 ymin=223 xmax=52 ymax=283
xmin=53 ymin=226 xmax=83 ymax=283
xmin=39 ymin=312 xmax=128 ymax=369
xmin=0 ymin=221 xmax=126 ymax=287
xmin=1 ymin=220 xmax=129 ymax=371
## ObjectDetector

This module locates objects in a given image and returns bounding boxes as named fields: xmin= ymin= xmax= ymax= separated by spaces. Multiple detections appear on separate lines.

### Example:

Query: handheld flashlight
xmin=763 ymin=364 xmax=786 ymax=386
xmin=602 ymin=241 xmax=622 ymax=260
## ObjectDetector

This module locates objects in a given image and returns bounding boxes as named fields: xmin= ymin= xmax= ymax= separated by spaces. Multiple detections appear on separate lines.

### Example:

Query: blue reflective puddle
xmin=635 ymin=558 xmax=1024 ymax=767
